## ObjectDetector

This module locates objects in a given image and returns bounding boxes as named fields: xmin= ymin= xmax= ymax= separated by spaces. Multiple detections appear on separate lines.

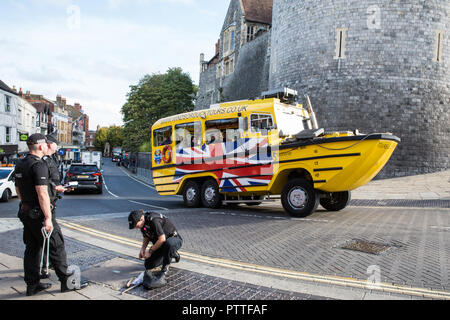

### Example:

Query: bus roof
xmin=152 ymin=97 xmax=302 ymax=129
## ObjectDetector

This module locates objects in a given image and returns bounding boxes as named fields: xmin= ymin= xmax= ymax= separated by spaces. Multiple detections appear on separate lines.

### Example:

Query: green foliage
xmin=94 ymin=126 xmax=124 ymax=152
xmin=121 ymin=67 xmax=196 ymax=152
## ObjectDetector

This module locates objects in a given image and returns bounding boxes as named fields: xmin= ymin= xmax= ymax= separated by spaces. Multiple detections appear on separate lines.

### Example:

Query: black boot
xmin=26 ymin=283 xmax=52 ymax=296
xmin=161 ymin=265 xmax=170 ymax=276
xmin=40 ymin=271 xmax=50 ymax=279
xmin=173 ymin=251 xmax=181 ymax=263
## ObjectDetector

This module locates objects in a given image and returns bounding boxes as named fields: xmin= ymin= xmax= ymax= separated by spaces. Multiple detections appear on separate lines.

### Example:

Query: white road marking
xmin=120 ymin=166 xmax=182 ymax=198
xmin=102 ymin=177 xmax=119 ymax=198
xmin=128 ymin=200 xmax=169 ymax=211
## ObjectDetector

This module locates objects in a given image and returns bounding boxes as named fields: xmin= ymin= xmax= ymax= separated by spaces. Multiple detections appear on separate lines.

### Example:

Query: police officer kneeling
xmin=128 ymin=210 xmax=182 ymax=288
xmin=15 ymin=134 xmax=87 ymax=296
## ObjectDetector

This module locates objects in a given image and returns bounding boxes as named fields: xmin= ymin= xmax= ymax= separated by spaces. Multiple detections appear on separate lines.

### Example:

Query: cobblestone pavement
xmin=0 ymin=227 xmax=330 ymax=300
xmin=126 ymin=268 xmax=329 ymax=300
xmin=63 ymin=204 xmax=450 ymax=293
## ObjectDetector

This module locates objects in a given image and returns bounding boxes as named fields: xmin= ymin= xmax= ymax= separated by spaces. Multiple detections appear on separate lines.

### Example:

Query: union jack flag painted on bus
xmin=173 ymin=138 xmax=273 ymax=192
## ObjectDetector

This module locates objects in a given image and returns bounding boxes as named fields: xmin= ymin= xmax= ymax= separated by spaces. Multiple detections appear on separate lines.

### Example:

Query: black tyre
xmin=320 ymin=191 xmax=351 ymax=211
xmin=201 ymin=180 xmax=222 ymax=209
xmin=281 ymin=178 xmax=319 ymax=217
xmin=1 ymin=189 xmax=11 ymax=202
xmin=183 ymin=181 xmax=201 ymax=208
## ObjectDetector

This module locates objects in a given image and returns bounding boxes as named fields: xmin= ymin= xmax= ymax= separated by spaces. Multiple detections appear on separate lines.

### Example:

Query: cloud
xmin=1 ymin=0 xmax=225 ymax=130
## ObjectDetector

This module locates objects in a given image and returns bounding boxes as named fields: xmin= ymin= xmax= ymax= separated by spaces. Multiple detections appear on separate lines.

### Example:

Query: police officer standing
xmin=128 ymin=210 xmax=182 ymax=278
xmin=39 ymin=133 xmax=72 ymax=279
xmin=15 ymin=134 xmax=86 ymax=296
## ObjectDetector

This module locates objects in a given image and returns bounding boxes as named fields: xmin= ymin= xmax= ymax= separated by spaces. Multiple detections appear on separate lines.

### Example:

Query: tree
xmin=121 ymin=67 xmax=196 ymax=152
xmin=94 ymin=127 xmax=108 ymax=152
xmin=94 ymin=126 xmax=123 ymax=153
xmin=107 ymin=125 xmax=123 ymax=149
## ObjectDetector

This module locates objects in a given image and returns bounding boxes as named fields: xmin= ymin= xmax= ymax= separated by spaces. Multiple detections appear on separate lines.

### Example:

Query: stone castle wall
xmin=269 ymin=0 xmax=449 ymax=177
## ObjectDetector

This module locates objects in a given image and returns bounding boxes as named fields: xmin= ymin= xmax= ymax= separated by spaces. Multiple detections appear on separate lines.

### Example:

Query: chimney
xmin=12 ymin=86 xmax=17 ymax=93
xmin=56 ymin=95 xmax=62 ymax=104
xmin=19 ymin=88 xmax=23 ymax=97
xmin=216 ymin=39 xmax=220 ymax=55
xmin=26 ymin=91 xmax=31 ymax=99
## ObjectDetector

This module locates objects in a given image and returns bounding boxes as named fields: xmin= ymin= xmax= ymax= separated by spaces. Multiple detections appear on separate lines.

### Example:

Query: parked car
xmin=112 ymin=155 xmax=121 ymax=163
xmin=64 ymin=164 xmax=103 ymax=194
xmin=0 ymin=167 xmax=17 ymax=202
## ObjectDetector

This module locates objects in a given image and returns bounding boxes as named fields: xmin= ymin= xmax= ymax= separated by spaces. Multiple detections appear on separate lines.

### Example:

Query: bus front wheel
xmin=281 ymin=178 xmax=319 ymax=218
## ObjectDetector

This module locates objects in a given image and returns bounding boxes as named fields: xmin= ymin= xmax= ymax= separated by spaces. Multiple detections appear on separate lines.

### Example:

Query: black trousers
xmin=145 ymin=235 xmax=183 ymax=270
xmin=19 ymin=209 xmax=70 ymax=286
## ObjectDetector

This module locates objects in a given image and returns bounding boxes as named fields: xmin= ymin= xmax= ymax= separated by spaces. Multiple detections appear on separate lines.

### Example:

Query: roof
xmin=66 ymin=104 xmax=82 ymax=120
xmin=0 ymin=80 xmax=18 ymax=95
xmin=242 ymin=0 xmax=273 ymax=25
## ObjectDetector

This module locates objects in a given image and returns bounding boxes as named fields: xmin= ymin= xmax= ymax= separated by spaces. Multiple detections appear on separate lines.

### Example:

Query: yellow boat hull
xmin=274 ymin=135 xmax=399 ymax=193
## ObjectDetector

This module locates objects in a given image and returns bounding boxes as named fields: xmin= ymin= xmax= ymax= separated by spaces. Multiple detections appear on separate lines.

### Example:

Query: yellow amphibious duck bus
xmin=151 ymin=88 xmax=400 ymax=217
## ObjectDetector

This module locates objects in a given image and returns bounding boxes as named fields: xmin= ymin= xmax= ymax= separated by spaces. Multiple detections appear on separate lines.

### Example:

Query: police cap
xmin=128 ymin=210 xmax=144 ymax=229
xmin=27 ymin=133 xmax=48 ymax=146
xmin=46 ymin=133 xmax=59 ymax=144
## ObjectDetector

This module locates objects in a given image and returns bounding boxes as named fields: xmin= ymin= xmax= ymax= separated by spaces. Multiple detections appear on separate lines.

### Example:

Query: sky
xmin=0 ymin=0 xmax=230 ymax=130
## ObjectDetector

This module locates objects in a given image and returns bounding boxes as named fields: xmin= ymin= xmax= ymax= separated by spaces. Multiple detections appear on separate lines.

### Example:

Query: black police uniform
xmin=43 ymin=154 xmax=62 ymax=209
xmin=141 ymin=212 xmax=183 ymax=270
xmin=15 ymin=154 xmax=70 ymax=288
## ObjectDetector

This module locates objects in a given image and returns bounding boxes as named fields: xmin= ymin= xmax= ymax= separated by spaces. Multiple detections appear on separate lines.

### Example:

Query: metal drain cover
xmin=341 ymin=239 xmax=391 ymax=255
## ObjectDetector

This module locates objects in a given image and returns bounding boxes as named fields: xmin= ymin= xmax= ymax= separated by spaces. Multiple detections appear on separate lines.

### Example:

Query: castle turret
xmin=269 ymin=0 xmax=449 ymax=177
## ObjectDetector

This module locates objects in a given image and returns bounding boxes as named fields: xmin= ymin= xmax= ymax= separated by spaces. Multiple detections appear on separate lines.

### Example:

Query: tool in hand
xmin=40 ymin=227 xmax=53 ymax=276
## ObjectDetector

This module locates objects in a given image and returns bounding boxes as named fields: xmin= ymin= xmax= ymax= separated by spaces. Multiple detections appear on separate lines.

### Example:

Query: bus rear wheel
xmin=183 ymin=181 xmax=201 ymax=208
xmin=320 ymin=191 xmax=351 ymax=211
xmin=281 ymin=178 xmax=319 ymax=218
xmin=201 ymin=180 xmax=222 ymax=209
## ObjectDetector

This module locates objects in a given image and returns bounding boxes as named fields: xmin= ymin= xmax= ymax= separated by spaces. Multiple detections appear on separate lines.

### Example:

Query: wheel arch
xmin=270 ymin=167 xmax=314 ymax=194
xmin=177 ymin=174 xmax=219 ymax=195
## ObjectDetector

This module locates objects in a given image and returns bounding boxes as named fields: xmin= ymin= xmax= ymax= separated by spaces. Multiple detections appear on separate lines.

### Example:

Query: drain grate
xmin=340 ymin=239 xmax=392 ymax=255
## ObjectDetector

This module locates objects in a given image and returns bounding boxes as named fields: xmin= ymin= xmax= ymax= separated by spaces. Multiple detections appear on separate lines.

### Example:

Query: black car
xmin=64 ymin=164 xmax=103 ymax=194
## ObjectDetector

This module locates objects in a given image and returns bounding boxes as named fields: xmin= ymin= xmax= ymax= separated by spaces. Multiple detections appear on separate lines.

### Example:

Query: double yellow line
xmin=59 ymin=219 xmax=450 ymax=300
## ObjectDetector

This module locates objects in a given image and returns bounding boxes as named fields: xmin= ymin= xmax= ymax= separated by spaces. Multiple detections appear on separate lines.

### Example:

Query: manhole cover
xmin=340 ymin=239 xmax=391 ymax=255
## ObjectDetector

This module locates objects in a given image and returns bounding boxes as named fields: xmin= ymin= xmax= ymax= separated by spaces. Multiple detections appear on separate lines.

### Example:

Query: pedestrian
xmin=128 ymin=210 xmax=182 ymax=278
xmin=38 ymin=133 xmax=75 ymax=280
xmin=14 ymin=133 xmax=86 ymax=296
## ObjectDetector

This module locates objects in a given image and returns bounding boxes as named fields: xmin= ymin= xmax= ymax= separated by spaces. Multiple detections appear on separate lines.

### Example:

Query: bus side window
xmin=175 ymin=122 xmax=202 ymax=148
xmin=251 ymin=114 xmax=273 ymax=134
xmin=205 ymin=118 xmax=239 ymax=144
xmin=153 ymin=126 xmax=173 ymax=147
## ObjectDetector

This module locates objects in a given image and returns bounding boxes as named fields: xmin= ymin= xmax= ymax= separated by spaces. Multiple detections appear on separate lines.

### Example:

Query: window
xmin=435 ymin=30 xmax=444 ymax=62
xmin=175 ymin=122 xmax=202 ymax=148
xmin=223 ymin=26 xmax=236 ymax=56
xmin=18 ymin=108 xmax=22 ymax=124
xmin=6 ymin=127 xmax=11 ymax=143
xmin=205 ymin=118 xmax=239 ymax=144
xmin=251 ymin=114 xmax=274 ymax=133
xmin=224 ymin=57 xmax=235 ymax=76
xmin=5 ymin=95 xmax=11 ymax=112
xmin=247 ymin=25 xmax=257 ymax=42
xmin=153 ymin=126 xmax=173 ymax=147
xmin=335 ymin=28 xmax=348 ymax=59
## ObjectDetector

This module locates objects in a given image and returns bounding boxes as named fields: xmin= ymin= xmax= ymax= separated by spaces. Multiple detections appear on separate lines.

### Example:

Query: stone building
xmin=197 ymin=0 xmax=449 ymax=177
xmin=0 ymin=80 xmax=19 ymax=163
xmin=196 ymin=0 xmax=273 ymax=109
